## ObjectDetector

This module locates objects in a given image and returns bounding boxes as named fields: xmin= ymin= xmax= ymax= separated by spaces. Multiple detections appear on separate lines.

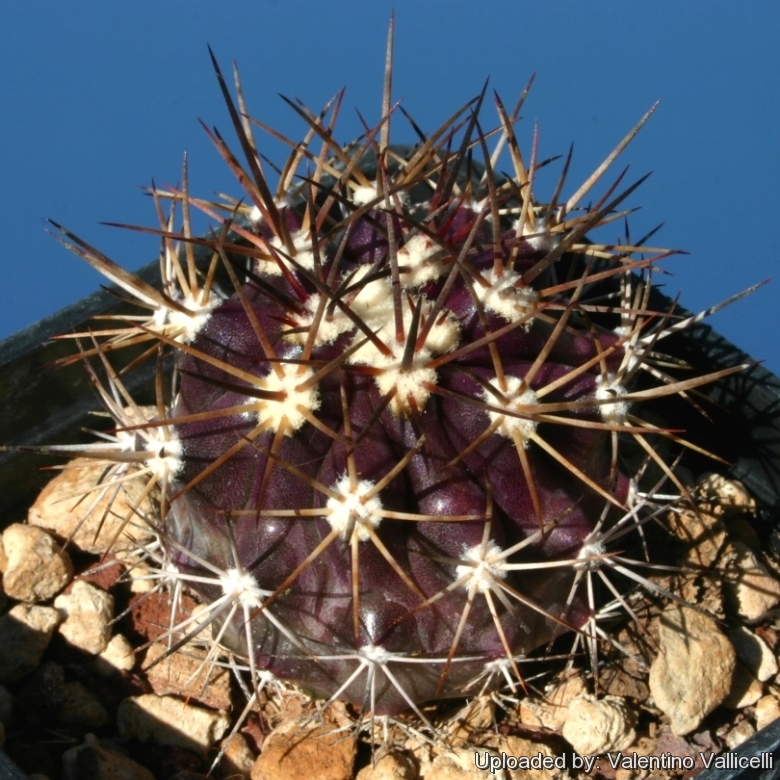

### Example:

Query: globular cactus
xmin=43 ymin=30 xmax=754 ymax=726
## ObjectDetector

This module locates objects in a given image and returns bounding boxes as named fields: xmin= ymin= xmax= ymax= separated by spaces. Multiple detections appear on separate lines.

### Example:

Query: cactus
xmin=39 ymin=25 xmax=756 ymax=733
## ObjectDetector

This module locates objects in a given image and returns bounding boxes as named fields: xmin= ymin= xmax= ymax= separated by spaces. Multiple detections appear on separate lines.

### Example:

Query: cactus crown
xmin=40 ymin=22 xmax=754 ymax=750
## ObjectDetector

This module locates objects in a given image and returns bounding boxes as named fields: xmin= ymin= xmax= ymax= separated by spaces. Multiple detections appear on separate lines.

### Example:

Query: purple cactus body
xmin=41 ymin=48 xmax=746 ymax=724
xmin=162 ymin=196 xmax=632 ymax=715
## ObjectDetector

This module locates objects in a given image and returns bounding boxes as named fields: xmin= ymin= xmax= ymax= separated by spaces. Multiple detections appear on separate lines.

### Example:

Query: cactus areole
xmin=47 ymin=32 xmax=755 ymax=718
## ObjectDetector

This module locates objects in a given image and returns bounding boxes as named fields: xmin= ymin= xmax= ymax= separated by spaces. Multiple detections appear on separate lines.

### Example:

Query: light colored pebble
xmin=0 ymin=685 xmax=13 ymax=725
xmin=404 ymin=735 xmax=433 ymax=779
xmin=95 ymin=633 xmax=135 ymax=676
xmin=29 ymin=456 xmax=155 ymax=555
xmin=125 ymin=560 xmax=156 ymax=593
xmin=724 ymin=542 xmax=780 ymax=623
xmin=220 ymin=732 xmax=257 ymax=778
xmin=725 ymin=719 xmax=755 ymax=750
xmin=729 ymin=626 xmax=778 ymax=682
xmin=117 ymin=693 xmax=229 ymax=757
xmin=426 ymin=748 xmax=507 ymax=780
xmin=755 ymin=695 xmax=780 ymax=731
xmin=649 ymin=605 xmax=736 ymax=735
xmin=62 ymin=733 xmax=155 ymax=780
xmin=0 ymin=603 xmax=61 ymax=684
xmin=0 ymin=531 xmax=7 ymax=572
xmin=56 ymin=681 xmax=110 ymax=727
xmin=519 ymin=675 xmax=587 ymax=731
xmin=442 ymin=696 xmax=495 ymax=747
xmin=144 ymin=642 xmax=231 ymax=712
xmin=54 ymin=580 xmax=113 ymax=655
xmin=250 ymin=713 xmax=356 ymax=780
xmin=562 ymin=695 xmax=636 ymax=756
xmin=486 ymin=736 xmax=570 ymax=780
xmin=698 ymin=475 xmax=757 ymax=515
xmin=2 ymin=523 xmax=72 ymax=602
xmin=115 ymin=543 xmax=160 ymax=594
xmin=666 ymin=505 xmax=726 ymax=568
xmin=722 ymin=662 xmax=764 ymax=709
xmin=355 ymin=752 xmax=417 ymax=780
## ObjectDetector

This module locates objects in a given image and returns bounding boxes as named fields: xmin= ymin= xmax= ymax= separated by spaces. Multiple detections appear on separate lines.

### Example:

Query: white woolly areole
xmin=248 ymin=195 xmax=293 ymax=224
xmin=260 ymin=229 xmax=316 ymax=276
xmin=116 ymin=429 xmax=135 ymax=453
xmin=484 ymin=376 xmax=539 ymax=446
xmin=595 ymin=374 xmax=630 ymax=423
xmin=421 ymin=309 xmax=461 ymax=355
xmin=220 ymin=568 xmax=264 ymax=607
xmin=284 ymin=266 xmax=396 ymax=347
xmin=456 ymin=540 xmax=508 ymax=593
xmin=142 ymin=430 xmax=183 ymax=478
xmin=326 ymin=476 xmax=383 ymax=542
xmin=475 ymin=267 xmax=538 ymax=325
xmin=397 ymin=234 xmax=447 ymax=287
xmin=352 ymin=184 xmax=380 ymax=206
xmin=162 ymin=560 xmax=181 ymax=579
xmin=359 ymin=644 xmax=392 ymax=664
xmin=344 ymin=266 xmax=395 ymax=324
xmin=514 ymin=214 xmax=561 ymax=253
xmin=283 ymin=259 xmax=459 ymax=356
xmin=348 ymin=297 xmax=460 ymax=415
xmin=255 ymin=365 xmax=320 ymax=434
xmin=284 ymin=291 xmax=354 ymax=347
xmin=350 ymin=181 xmax=409 ymax=207
xmin=463 ymin=197 xmax=492 ymax=221
xmin=374 ymin=357 xmax=439 ymax=416
xmin=151 ymin=291 xmax=220 ymax=344
xmin=576 ymin=539 xmax=607 ymax=571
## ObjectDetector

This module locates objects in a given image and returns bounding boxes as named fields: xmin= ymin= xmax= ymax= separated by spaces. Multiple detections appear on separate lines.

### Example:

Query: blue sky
xmin=2 ymin=1 xmax=779 ymax=375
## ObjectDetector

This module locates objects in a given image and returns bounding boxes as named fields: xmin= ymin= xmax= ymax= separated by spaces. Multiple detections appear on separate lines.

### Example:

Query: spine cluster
xmin=45 ymin=38 xmax=750 ymax=724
